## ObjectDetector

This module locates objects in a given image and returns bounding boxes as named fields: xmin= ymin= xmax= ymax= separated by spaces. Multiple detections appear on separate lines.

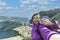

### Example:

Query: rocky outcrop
xmin=13 ymin=26 xmax=32 ymax=40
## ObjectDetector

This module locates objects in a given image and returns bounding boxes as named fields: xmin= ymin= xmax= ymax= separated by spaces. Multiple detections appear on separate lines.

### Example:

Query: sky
xmin=0 ymin=0 xmax=60 ymax=18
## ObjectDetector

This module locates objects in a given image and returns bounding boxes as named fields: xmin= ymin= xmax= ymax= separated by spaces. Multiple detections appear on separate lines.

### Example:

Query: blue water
xmin=0 ymin=30 xmax=19 ymax=39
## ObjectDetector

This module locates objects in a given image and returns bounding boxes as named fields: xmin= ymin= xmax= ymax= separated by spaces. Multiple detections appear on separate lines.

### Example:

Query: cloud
xmin=20 ymin=4 xmax=25 ymax=7
xmin=50 ymin=0 xmax=57 ymax=1
xmin=51 ymin=7 xmax=60 ymax=10
xmin=40 ymin=6 xmax=49 ymax=11
xmin=0 ymin=1 xmax=7 ymax=6
xmin=43 ymin=1 xmax=52 ymax=4
xmin=38 ymin=0 xmax=53 ymax=4
xmin=31 ymin=0 xmax=38 ymax=2
xmin=20 ymin=0 xmax=36 ymax=4
xmin=20 ymin=0 xmax=30 ymax=7
xmin=0 ymin=1 xmax=18 ymax=10
xmin=21 ymin=1 xmax=30 ymax=4
xmin=20 ymin=0 xmax=52 ymax=5
xmin=27 ymin=5 xmax=39 ymax=9
xmin=54 ymin=7 xmax=60 ymax=8
xmin=5 ymin=7 xmax=18 ymax=10
xmin=27 ymin=5 xmax=49 ymax=11
xmin=0 ymin=6 xmax=18 ymax=10
xmin=20 ymin=0 xmax=39 ymax=7
xmin=20 ymin=0 xmax=53 ymax=8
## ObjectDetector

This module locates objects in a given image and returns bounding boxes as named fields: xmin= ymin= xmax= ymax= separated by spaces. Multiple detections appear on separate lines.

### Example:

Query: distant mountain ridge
xmin=38 ymin=8 xmax=60 ymax=18
xmin=0 ymin=16 xmax=29 ymax=22
xmin=0 ymin=16 xmax=29 ymax=31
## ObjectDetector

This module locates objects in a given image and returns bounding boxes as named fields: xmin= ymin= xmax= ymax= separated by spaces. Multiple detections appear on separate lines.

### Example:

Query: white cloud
xmin=40 ymin=6 xmax=49 ymax=11
xmin=20 ymin=0 xmax=30 ymax=7
xmin=21 ymin=1 xmax=30 ymax=4
xmin=20 ymin=0 xmax=52 ymax=5
xmin=44 ymin=1 xmax=52 ymax=4
xmin=0 ymin=1 xmax=18 ymax=10
xmin=0 ymin=1 xmax=7 ymax=6
xmin=0 ymin=7 xmax=18 ymax=10
xmin=20 ymin=0 xmax=39 ymax=7
xmin=38 ymin=0 xmax=52 ymax=4
xmin=27 ymin=5 xmax=39 ymax=10
xmin=5 ymin=7 xmax=18 ymax=10
xmin=50 ymin=0 xmax=56 ymax=1
xmin=20 ymin=4 xmax=25 ymax=7
xmin=51 ymin=7 xmax=60 ymax=10
xmin=30 ymin=0 xmax=39 ymax=2
xmin=20 ymin=0 xmax=53 ymax=8
xmin=20 ymin=0 xmax=38 ymax=4
xmin=28 ymin=5 xmax=38 ymax=8
xmin=54 ymin=7 xmax=60 ymax=8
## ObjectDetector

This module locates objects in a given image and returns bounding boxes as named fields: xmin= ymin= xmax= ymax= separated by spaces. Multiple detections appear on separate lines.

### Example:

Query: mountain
xmin=0 ymin=16 xmax=29 ymax=31
xmin=0 ymin=16 xmax=29 ymax=23
xmin=39 ymin=8 xmax=60 ymax=18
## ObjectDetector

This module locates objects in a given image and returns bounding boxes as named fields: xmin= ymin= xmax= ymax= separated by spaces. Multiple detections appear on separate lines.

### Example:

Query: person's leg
xmin=50 ymin=34 xmax=60 ymax=40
